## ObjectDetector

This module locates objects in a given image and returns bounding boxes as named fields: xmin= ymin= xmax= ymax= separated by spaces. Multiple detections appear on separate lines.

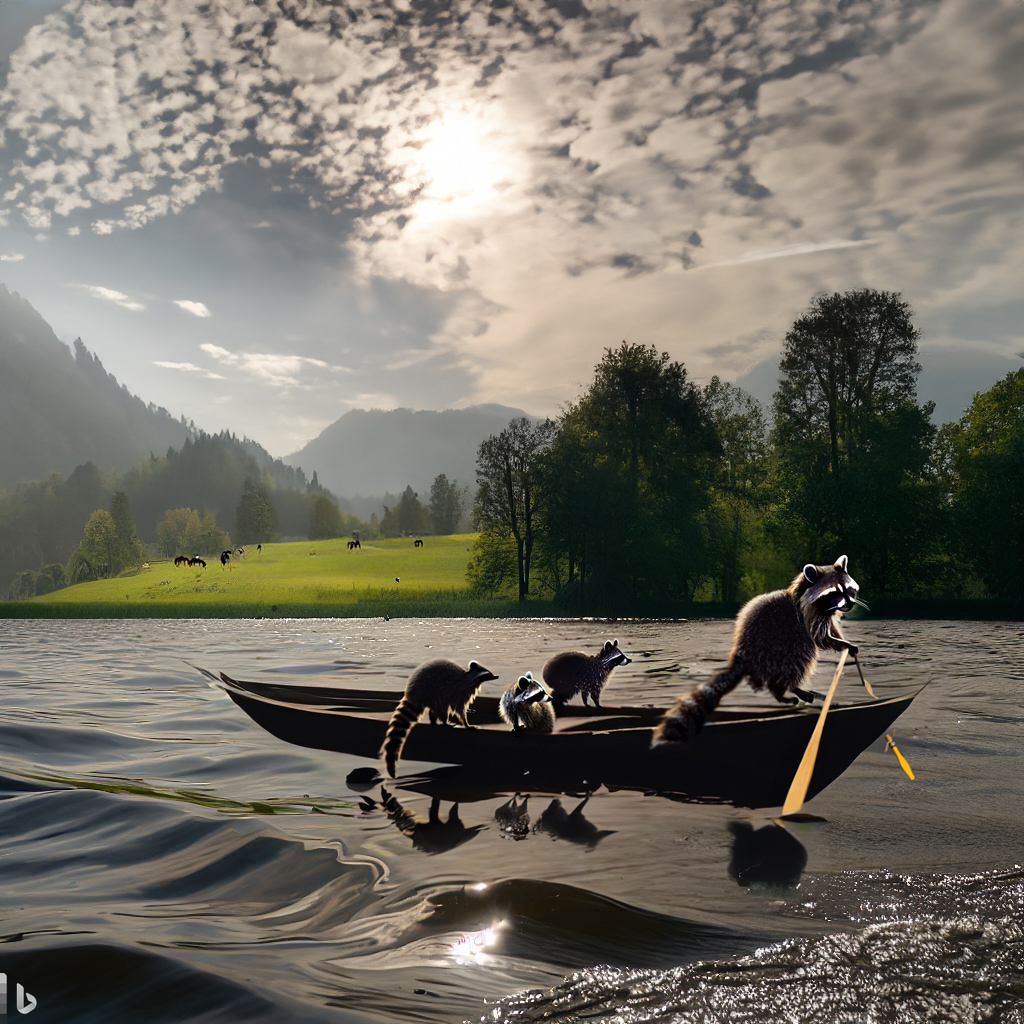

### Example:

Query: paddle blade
xmin=781 ymin=650 xmax=849 ymax=817
xmin=886 ymin=733 xmax=916 ymax=780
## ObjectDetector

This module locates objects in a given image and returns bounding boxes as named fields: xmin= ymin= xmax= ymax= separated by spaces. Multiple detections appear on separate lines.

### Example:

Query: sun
xmin=412 ymin=111 xmax=507 ymax=207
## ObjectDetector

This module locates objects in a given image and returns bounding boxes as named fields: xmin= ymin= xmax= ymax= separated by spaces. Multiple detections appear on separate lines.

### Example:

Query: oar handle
xmin=782 ymin=649 xmax=849 ymax=817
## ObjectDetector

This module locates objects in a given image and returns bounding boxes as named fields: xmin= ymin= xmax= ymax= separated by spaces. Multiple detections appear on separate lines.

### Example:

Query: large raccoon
xmin=499 ymin=672 xmax=555 ymax=734
xmin=652 ymin=556 xmax=863 ymax=745
xmin=380 ymin=658 xmax=497 ymax=777
xmin=542 ymin=639 xmax=632 ymax=709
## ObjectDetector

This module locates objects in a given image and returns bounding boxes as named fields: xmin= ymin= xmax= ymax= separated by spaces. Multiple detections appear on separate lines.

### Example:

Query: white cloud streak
xmin=154 ymin=360 xmax=225 ymax=379
xmin=696 ymin=239 xmax=880 ymax=272
xmin=174 ymin=299 xmax=212 ymax=318
xmin=0 ymin=252 xmax=25 ymax=262
xmin=199 ymin=342 xmax=352 ymax=389
xmin=77 ymin=284 xmax=146 ymax=312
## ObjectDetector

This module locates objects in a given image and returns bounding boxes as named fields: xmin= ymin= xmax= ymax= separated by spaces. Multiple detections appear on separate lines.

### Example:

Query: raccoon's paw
xmin=650 ymin=698 xmax=706 ymax=747
xmin=846 ymin=643 xmax=860 ymax=657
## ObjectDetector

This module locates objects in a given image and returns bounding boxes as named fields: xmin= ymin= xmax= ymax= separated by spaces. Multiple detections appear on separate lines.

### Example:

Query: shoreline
xmin=1 ymin=597 xmax=1019 ymax=621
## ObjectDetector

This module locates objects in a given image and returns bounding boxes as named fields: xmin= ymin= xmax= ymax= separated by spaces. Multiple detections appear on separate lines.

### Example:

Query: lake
xmin=0 ymin=617 xmax=1021 ymax=1023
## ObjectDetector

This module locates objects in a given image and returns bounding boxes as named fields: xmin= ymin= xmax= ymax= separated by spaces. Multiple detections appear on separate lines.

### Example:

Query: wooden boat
xmin=217 ymin=672 xmax=924 ymax=809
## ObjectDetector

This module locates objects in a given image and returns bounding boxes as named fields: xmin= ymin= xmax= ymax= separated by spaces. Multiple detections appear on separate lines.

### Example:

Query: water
xmin=0 ymin=617 xmax=1021 ymax=1023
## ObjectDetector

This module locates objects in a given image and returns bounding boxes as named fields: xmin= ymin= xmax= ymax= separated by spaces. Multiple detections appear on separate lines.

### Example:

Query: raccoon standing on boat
xmin=542 ymin=639 xmax=632 ymax=709
xmin=380 ymin=658 xmax=497 ymax=778
xmin=652 ymin=556 xmax=864 ymax=745
xmin=499 ymin=673 xmax=555 ymax=734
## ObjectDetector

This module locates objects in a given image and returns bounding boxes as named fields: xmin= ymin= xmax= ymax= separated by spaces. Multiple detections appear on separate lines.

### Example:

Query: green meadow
xmin=3 ymin=534 xmax=543 ymax=618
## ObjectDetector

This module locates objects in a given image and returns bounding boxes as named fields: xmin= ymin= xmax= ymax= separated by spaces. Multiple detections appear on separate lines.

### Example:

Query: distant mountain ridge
xmin=284 ymin=404 xmax=538 ymax=500
xmin=0 ymin=284 xmax=190 ymax=490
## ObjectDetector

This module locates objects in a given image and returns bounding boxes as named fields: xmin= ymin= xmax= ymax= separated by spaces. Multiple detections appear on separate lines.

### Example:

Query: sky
xmin=1 ymin=0 xmax=1021 ymax=459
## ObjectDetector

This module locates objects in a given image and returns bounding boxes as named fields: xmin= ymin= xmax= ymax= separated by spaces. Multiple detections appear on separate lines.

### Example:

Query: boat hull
xmin=218 ymin=674 xmax=922 ymax=809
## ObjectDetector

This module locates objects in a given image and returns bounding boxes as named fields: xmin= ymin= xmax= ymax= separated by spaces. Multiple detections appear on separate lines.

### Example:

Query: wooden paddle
xmin=781 ymin=648 xmax=849 ymax=817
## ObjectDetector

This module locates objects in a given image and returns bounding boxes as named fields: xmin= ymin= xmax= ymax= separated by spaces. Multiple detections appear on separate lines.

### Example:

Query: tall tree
xmin=309 ymin=493 xmax=345 ymax=540
xmin=235 ymin=477 xmax=279 ymax=544
xmin=771 ymin=289 xmax=939 ymax=594
xmin=544 ymin=343 xmax=718 ymax=608
xmin=773 ymin=289 xmax=922 ymax=476
xmin=109 ymin=490 xmax=145 ymax=571
xmin=68 ymin=509 xmax=118 ymax=583
xmin=429 ymin=473 xmax=464 ymax=535
xmin=475 ymin=417 xmax=556 ymax=603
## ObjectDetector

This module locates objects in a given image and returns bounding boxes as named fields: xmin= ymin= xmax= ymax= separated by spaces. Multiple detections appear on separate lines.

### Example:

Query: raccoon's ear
xmin=802 ymin=564 xmax=819 ymax=583
xmin=612 ymin=638 xmax=619 ymax=647
xmin=603 ymin=640 xmax=612 ymax=651
xmin=834 ymin=554 xmax=848 ymax=572
xmin=468 ymin=660 xmax=480 ymax=671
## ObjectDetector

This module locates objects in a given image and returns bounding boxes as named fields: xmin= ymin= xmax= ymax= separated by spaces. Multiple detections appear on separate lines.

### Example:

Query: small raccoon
xmin=542 ymin=639 xmax=631 ymax=709
xmin=652 ymin=556 xmax=863 ymax=745
xmin=499 ymin=672 xmax=555 ymax=734
xmin=380 ymin=658 xmax=497 ymax=777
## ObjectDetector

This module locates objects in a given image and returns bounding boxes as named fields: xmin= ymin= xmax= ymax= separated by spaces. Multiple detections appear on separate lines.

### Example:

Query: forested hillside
xmin=0 ymin=430 xmax=324 ymax=595
xmin=0 ymin=284 xmax=190 ymax=489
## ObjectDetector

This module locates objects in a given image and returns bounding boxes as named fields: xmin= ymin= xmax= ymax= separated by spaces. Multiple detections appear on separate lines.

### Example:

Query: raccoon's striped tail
xmin=651 ymin=662 xmax=746 ymax=746
xmin=381 ymin=697 xmax=424 ymax=778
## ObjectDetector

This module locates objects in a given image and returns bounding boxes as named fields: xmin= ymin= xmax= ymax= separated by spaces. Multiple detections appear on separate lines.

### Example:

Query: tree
xmin=196 ymin=509 xmax=230 ymax=554
xmin=773 ymin=289 xmax=922 ymax=476
xmin=475 ymin=417 xmax=557 ymax=603
xmin=429 ymin=474 xmax=465 ymax=534
xmin=68 ymin=509 xmax=118 ymax=582
xmin=109 ymin=490 xmax=145 ymax=571
xmin=771 ymin=290 xmax=940 ymax=594
xmin=938 ymin=369 xmax=1024 ymax=602
xmin=396 ymin=485 xmax=432 ymax=536
xmin=309 ymin=493 xmax=345 ymax=540
xmin=235 ymin=477 xmax=279 ymax=544
xmin=543 ymin=343 xmax=719 ymax=608
xmin=156 ymin=507 xmax=202 ymax=555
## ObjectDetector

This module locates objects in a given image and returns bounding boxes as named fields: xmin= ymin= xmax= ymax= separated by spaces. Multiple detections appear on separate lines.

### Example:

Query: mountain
xmin=0 ymin=284 xmax=190 ymax=490
xmin=284 ymin=404 xmax=537 ymax=500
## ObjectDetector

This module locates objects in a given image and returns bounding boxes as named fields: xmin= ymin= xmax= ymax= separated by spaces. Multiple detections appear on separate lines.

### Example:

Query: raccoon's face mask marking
xmin=802 ymin=558 xmax=860 ymax=612
xmin=513 ymin=674 xmax=551 ymax=704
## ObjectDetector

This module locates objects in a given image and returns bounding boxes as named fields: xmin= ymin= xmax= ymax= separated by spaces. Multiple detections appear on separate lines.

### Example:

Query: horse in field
xmin=174 ymin=555 xmax=189 ymax=567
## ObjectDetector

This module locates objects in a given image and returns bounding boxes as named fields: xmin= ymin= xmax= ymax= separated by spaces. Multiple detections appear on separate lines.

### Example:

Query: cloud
xmin=696 ymin=239 xmax=879 ymax=271
xmin=2 ymin=0 xmax=1019 ymax=433
xmin=199 ymin=342 xmax=351 ymax=388
xmin=77 ymin=284 xmax=146 ymax=312
xmin=154 ymin=360 xmax=225 ymax=380
xmin=174 ymin=299 xmax=212 ymax=318
xmin=0 ymin=252 xmax=25 ymax=262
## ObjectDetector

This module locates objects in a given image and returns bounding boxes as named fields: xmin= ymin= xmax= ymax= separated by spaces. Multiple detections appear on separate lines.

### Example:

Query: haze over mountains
xmin=284 ymin=405 xmax=533 ymax=501
xmin=0 ymin=284 xmax=532 ymax=504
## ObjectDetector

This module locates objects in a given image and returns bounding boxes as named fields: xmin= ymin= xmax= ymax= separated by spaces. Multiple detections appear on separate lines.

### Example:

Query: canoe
xmin=216 ymin=670 xmax=924 ymax=809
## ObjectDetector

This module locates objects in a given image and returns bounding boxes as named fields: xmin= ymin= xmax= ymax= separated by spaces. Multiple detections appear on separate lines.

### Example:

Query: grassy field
xmin=3 ymin=534 xmax=546 ymax=618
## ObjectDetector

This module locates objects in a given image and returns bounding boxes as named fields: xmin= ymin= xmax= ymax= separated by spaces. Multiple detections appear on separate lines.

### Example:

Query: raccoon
xmin=652 ymin=556 xmax=863 ymax=745
xmin=499 ymin=672 xmax=555 ymax=734
xmin=380 ymin=658 xmax=497 ymax=777
xmin=542 ymin=639 xmax=631 ymax=709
